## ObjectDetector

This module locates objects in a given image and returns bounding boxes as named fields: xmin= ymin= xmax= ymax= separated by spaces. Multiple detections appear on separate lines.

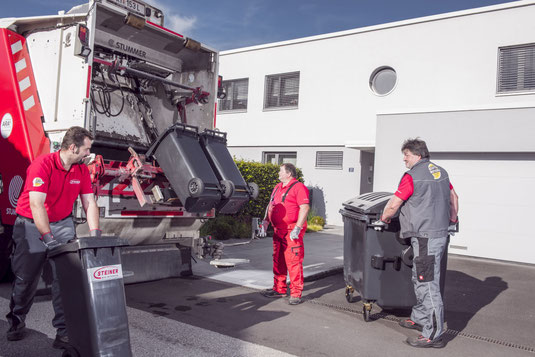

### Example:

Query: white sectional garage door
xmin=434 ymin=156 xmax=535 ymax=264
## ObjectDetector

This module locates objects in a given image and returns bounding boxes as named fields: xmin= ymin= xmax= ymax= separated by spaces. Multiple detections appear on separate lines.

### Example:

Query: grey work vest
xmin=399 ymin=158 xmax=451 ymax=239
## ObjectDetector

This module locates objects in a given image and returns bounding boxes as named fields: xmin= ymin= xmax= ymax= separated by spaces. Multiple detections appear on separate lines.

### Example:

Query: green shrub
xmin=308 ymin=216 xmax=325 ymax=227
xmin=306 ymin=223 xmax=323 ymax=233
xmin=201 ymin=160 xmax=305 ymax=240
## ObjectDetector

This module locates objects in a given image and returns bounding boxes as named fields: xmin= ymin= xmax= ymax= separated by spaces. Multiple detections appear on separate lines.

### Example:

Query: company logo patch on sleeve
xmin=32 ymin=177 xmax=45 ymax=187
xmin=428 ymin=164 xmax=441 ymax=180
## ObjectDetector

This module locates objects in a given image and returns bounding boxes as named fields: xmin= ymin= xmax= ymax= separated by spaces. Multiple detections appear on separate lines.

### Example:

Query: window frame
xmin=218 ymin=78 xmax=249 ymax=113
xmin=263 ymin=71 xmax=300 ymax=110
xmin=497 ymin=43 xmax=535 ymax=95
xmin=262 ymin=151 xmax=297 ymax=165
xmin=315 ymin=151 xmax=343 ymax=170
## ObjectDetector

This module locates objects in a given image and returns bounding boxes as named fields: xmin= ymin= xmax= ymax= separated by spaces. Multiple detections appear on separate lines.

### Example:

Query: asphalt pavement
xmin=0 ymin=226 xmax=534 ymax=357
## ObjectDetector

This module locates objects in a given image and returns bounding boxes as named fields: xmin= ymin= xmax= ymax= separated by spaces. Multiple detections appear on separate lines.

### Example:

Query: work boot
xmin=52 ymin=334 xmax=70 ymax=349
xmin=406 ymin=335 xmax=445 ymax=348
xmin=399 ymin=318 xmax=423 ymax=332
xmin=260 ymin=289 xmax=286 ymax=298
xmin=6 ymin=320 xmax=26 ymax=341
xmin=288 ymin=297 xmax=302 ymax=305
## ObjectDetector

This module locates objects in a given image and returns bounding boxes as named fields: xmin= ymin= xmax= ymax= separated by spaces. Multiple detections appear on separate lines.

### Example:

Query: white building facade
xmin=216 ymin=1 xmax=535 ymax=264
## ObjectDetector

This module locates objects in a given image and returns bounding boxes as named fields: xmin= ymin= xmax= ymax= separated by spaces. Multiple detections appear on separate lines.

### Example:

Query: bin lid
xmin=341 ymin=192 xmax=393 ymax=214
xmin=48 ymin=237 xmax=130 ymax=258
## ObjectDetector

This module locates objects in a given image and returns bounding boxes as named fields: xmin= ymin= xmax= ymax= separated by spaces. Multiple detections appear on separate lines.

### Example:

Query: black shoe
xmin=399 ymin=319 xmax=423 ymax=332
xmin=260 ymin=289 xmax=286 ymax=298
xmin=288 ymin=297 xmax=302 ymax=305
xmin=406 ymin=335 xmax=445 ymax=348
xmin=52 ymin=334 xmax=70 ymax=349
xmin=6 ymin=321 xmax=26 ymax=341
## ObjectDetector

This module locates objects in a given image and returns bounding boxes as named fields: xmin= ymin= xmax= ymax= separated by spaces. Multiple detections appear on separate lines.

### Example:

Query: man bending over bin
xmin=6 ymin=126 xmax=101 ymax=350
xmin=380 ymin=138 xmax=459 ymax=348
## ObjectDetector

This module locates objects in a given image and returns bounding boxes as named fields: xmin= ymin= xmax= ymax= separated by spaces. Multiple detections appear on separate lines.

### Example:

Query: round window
xmin=370 ymin=67 xmax=397 ymax=95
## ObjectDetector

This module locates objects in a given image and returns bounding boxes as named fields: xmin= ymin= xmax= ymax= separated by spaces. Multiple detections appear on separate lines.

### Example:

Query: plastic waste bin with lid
xmin=199 ymin=129 xmax=259 ymax=214
xmin=340 ymin=192 xmax=416 ymax=322
xmin=48 ymin=237 xmax=132 ymax=357
xmin=146 ymin=123 xmax=222 ymax=213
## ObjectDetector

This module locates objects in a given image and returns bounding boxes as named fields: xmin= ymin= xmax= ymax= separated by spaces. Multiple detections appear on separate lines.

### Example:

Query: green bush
xmin=306 ymin=224 xmax=323 ymax=233
xmin=200 ymin=215 xmax=251 ymax=240
xmin=201 ymin=160 xmax=305 ymax=240
xmin=308 ymin=216 xmax=325 ymax=227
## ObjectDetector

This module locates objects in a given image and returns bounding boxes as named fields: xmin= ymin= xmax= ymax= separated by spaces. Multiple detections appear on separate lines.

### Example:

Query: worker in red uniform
xmin=6 ymin=126 xmax=101 ymax=350
xmin=261 ymin=163 xmax=309 ymax=305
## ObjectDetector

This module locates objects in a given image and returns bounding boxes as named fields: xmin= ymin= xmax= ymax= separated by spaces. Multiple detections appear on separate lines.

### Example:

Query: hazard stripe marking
xmin=11 ymin=41 xmax=23 ymax=55
xmin=15 ymin=58 xmax=27 ymax=73
xmin=23 ymin=95 xmax=35 ymax=111
xmin=19 ymin=77 xmax=31 ymax=92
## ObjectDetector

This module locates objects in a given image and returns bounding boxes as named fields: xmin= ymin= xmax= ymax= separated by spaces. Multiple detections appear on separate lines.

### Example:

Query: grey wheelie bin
xmin=340 ymin=192 xmax=449 ymax=322
xmin=199 ymin=129 xmax=259 ymax=214
xmin=48 ymin=237 xmax=131 ymax=357
xmin=146 ymin=123 xmax=222 ymax=213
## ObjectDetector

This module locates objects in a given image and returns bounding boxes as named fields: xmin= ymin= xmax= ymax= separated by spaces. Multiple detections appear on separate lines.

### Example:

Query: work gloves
xmin=41 ymin=232 xmax=60 ymax=249
xmin=290 ymin=226 xmax=301 ymax=240
xmin=448 ymin=219 xmax=459 ymax=236
xmin=258 ymin=220 xmax=269 ymax=238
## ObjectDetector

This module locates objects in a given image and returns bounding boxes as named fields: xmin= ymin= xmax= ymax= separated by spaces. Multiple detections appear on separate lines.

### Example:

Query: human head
xmin=401 ymin=138 xmax=429 ymax=169
xmin=61 ymin=126 xmax=94 ymax=163
xmin=279 ymin=163 xmax=297 ymax=183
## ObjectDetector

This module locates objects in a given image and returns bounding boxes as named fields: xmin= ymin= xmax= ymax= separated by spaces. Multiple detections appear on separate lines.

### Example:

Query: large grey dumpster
xmin=49 ymin=237 xmax=131 ymax=357
xmin=340 ymin=192 xmax=448 ymax=321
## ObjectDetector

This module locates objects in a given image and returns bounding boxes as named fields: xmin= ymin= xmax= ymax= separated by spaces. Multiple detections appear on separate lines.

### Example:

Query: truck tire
xmin=187 ymin=178 xmax=204 ymax=198
xmin=0 ymin=225 xmax=14 ymax=282
xmin=219 ymin=180 xmax=234 ymax=199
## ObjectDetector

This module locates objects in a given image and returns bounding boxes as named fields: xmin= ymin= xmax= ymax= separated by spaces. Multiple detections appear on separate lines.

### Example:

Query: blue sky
xmin=1 ymin=0 xmax=518 ymax=50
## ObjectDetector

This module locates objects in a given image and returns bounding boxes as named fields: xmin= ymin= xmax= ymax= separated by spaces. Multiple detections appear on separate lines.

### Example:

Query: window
xmin=263 ymin=152 xmax=297 ymax=165
xmin=370 ymin=67 xmax=397 ymax=96
xmin=219 ymin=78 xmax=249 ymax=111
xmin=264 ymin=72 xmax=300 ymax=109
xmin=497 ymin=44 xmax=535 ymax=94
xmin=316 ymin=151 xmax=343 ymax=169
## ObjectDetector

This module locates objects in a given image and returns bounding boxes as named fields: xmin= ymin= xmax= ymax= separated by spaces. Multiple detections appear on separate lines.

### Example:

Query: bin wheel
xmin=219 ymin=180 xmax=235 ymax=199
xmin=247 ymin=182 xmax=259 ymax=200
xmin=345 ymin=286 xmax=354 ymax=303
xmin=188 ymin=178 xmax=205 ymax=198
xmin=62 ymin=346 xmax=80 ymax=357
xmin=363 ymin=303 xmax=372 ymax=322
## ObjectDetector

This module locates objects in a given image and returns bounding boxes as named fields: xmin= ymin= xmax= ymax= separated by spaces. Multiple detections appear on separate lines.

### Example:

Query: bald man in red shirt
xmin=6 ymin=126 xmax=100 ymax=350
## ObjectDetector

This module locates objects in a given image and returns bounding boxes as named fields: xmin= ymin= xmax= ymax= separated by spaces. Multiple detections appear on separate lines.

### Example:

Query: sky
xmin=0 ymin=0 xmax=520 ymax=50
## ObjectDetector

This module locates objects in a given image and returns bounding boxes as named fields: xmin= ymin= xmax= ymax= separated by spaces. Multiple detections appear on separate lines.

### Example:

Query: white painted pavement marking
xmin=303 ymin=262 xmax=325 ymax=270
xmin=334 ymin=255 xmax=343 ymax=260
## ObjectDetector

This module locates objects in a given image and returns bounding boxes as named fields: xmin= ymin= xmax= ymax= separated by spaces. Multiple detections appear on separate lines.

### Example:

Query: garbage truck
xmin=0 ymin=0 xmax=258 ymax=283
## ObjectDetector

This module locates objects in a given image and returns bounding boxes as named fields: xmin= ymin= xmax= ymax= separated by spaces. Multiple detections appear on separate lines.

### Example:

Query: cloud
xmin=145 ymin=0 xmax=197 ymax=35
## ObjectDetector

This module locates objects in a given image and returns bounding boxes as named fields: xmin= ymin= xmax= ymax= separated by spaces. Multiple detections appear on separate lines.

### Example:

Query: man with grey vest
xmin=380 ymin=138 xmax=459 ymax=348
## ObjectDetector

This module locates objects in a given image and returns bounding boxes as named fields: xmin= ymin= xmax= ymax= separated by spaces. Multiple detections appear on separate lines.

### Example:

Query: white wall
xmin=216 ymin=1 xmax=535 ymax=246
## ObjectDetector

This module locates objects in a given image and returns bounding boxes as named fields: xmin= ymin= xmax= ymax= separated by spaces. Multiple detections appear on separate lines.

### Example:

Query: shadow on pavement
xmin=126 ymin=275 xmax=291 ymax=338
xmin=442 ymin=270 xmax=508 ymax=342
xmin=0 ymin=319 xmax=59 ymax=357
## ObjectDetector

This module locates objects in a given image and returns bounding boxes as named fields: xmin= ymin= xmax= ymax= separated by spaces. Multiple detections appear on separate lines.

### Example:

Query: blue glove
xmin=290 ymin=226 xmax=301 ymax=240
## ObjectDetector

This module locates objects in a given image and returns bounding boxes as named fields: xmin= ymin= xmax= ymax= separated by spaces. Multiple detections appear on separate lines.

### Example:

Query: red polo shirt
xmin=395 ymin=174 xmax=454 ymax=201
xmin=268 ymin=178 xmax=309 ymax=229
xmin=16 ymin=151 xmax=93 ymax=222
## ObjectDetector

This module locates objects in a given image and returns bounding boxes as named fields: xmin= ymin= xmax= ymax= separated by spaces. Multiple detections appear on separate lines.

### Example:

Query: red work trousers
xmin=272 ymin=227 xmax=305 ymax=298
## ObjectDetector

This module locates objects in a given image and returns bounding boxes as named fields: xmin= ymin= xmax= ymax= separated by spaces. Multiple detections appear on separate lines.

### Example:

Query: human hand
xmin=90 ymin=229 xmax=102 ymax=238
xmin=41 ymin=232 xmax=60 ymax=248
xmin=290 ymin=226 xmax=301 ymax=240
xmin=259 ymin=220 xmax=269 ymax=237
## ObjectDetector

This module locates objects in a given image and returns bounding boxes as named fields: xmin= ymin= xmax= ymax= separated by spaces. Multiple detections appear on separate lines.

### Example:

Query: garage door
xmin=434 ymin=154 xmax=535 ymax=264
